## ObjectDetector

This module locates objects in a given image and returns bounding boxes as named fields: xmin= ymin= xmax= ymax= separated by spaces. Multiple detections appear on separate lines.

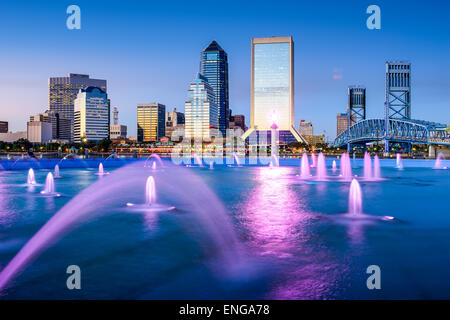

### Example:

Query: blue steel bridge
xmin=333 ymin=118 xmax=450 ymax=151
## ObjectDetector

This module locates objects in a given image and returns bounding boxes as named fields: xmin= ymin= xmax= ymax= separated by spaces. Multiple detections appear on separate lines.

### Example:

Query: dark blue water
xmin=0 ymin=158 xmax=450 ymax=299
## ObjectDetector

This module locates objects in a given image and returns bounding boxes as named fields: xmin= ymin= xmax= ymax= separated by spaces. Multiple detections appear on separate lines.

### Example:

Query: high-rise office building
xmin=185 ymin=73 xmax=218 ymax=139
xmin=49 ymin=73 xmax=107 ymax=140
xmin=27 ymin=114 xmax=52 ymax=143
xmin=385 ymin=62 xmax=411 ymax=120
xmin=73 ymin=87 xmax=110 ymax=143
xmin=137 ymin=103 xmax=166 ymax=142
xmin=299 ymin=120 xmax=313 ymax=136
xmin=336 ymin=113 xmax=349 ymax=136
xmin=0 ymin=121 xmax=8 ymax=133
xmin=242 ymin=36 xmax=306 ymax=144
xmin=200 ymin=40 xmax=229 ymax=136
xmin=348 ymin=86 xmax=366 ymax=126
xmin=165 ymin=107 xmax=185 ymax=138
xmin=27 ymin=111 xmax=71 ymax=143
xmin=229 ymin=111 xmax=247 ymax=132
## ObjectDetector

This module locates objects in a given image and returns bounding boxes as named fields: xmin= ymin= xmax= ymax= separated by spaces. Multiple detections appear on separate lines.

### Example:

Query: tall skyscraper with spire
xmin=200 ymin=40 xmax=229 ymax=136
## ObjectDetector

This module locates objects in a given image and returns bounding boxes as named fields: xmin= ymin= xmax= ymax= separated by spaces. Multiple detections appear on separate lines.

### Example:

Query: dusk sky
xmin=0 ymin=0 xmax=449 ymax=139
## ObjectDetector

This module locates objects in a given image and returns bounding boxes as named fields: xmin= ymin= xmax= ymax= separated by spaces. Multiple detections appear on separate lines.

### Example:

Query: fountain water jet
xmin=151 ymin=162 xmax=157 ymax=170
xmin=54 ymin=164 xmax=61 ymax=178
xmin=340 ymin=153 xmax=352 ymax=180
xmin=311 ymin=153 xmax=317 ymax=168
xmin=27 ymin=168 xmax=36 ymax=185
xmin=40 ymin=172 xmax=58 ymax=196
xmin=145 ymin=176 xmax=157 ymax=205
xmin=300 ymin=153 xmax=311 ymax=179
xmin=363 ymin=152 xmax=373 ymax=180
xmin=210 ymin=162 xmax=214 ymax=170
xmin=396 ymin=153 xmax=403 ymax=169
xmin=316 ymin=152 xmax=327 ymax=180
xmin=349 ymin=179 xmax=362 ymax=215
xmin=99 ymin=163 xmax=104 ymax=175
xmin=332 ymin=160 xmax=337 ymax=172
xmin=434 ymin=153 xmax=447 ymax=169
xmin=232 ymin=152 xmax=241 ymax=167
xmin=374 ymin=155 xmax=381 ymax=179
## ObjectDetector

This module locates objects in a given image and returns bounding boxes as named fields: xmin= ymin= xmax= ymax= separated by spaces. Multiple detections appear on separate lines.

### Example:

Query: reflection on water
xmin=240 ymin=166 xmax=349 ymax=299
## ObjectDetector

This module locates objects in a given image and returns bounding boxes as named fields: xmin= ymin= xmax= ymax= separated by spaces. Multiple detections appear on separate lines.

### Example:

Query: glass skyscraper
xmin=185 ymin=73 xmax=218 ymax=139
xmin=200 ymin=41 xmax=229 ymax=136
xmin=73 ymin=87 xmax=110 ymax=143
xmin=243 ymin=36 xmax=306 ymax=144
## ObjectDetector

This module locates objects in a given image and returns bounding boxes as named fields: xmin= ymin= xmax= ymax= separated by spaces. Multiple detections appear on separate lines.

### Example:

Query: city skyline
xmin=0 ymin=0 xmax=449 ymax=139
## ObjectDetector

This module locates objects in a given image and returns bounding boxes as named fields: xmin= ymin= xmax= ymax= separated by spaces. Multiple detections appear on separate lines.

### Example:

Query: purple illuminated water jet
xmin=374 ymin=155 xmax=381 ymax=179
xmin=98 ymin=163 xmax=104 ymax=175
xmin=434 ymin=153 xmax=447 ymax=169
xmin=316 ymin=152 xmax=327 ymax=180
xmin=40 ymin=172 xmax=56 ymax=195
xmin=151 ymin=162 xmax=157 ymax=170
xmin=332 ymin=160 xmax=337 ymax=172
xmin=340 ymin=153 xmax=352 ymax=180
xmin=193 ymin=154 xmax=203 ymax=167
xmin=349 ymin=179 xmax=362 ymax=215
xmin=300 ymin=153 xmax=310 ymax=179
xmin=27 ymin=168 xmax=36 ymax=185
xmin=311 ymin=153 xmax=317 ymax=168
xmin=54 ymin=165 xmax=61 ymax=178
xmin=396 ymin=153 xmax=403 ymax=169
xmin=145 ymin=176 xmax=156 ymax=205
xmin=363 ymin=152 xmax=373 ymax=180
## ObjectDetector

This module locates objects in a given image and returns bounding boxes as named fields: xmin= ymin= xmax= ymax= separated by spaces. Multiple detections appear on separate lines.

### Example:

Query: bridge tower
xmin=347 ymin=86 xmax=366 ymax=127
xmin=385 ymin=62 xmax=411 ymax=152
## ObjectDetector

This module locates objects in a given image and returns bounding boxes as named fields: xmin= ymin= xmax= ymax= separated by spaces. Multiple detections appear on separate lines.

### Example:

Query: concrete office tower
xmin=299 ymin=120 xmax=313 ymax=136
xmin=185 ymin=73 xmax=218 ymax=140
xmin=242 ymin=36 xmax=306 ymax=144
xmin=200 ymin=40 xmax=229 ymax=136
xmin=49 ymin=73 xmax=107 ymax=140
xmin=73 ymin=87 xmax=110 ymax=143
xmin=137 ymin=103 xmax=166 ymax=142
xmin=348 ymin=86 xmax=366 ymax=126
xmin=229 ymin=111 xmax=247 ymax=132
xmin=385 ymin=62 xmax=411 ymax=120
xmin=336 ymin=113 xmax=349 ymax=136
xmin=27 ymin=114 xmax=52 ymax=143
xmin=110 ymin=107 xmax=127 ymax=139
xmin=165 ymin=107 xmax=185 ymax=138
xmin=27 ymin=111 xmax=71 ymax=143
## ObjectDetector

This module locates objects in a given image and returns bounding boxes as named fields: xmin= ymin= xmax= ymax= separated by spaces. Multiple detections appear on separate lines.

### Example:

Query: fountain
xmin=0 ymin=163 xmax=244 ymax=293
xmin=98 ymin=163 xmax=104 ymax=175
xmin=349 ymin=179 xmax=362 ymax=216
xmin=40 ymin=172 xmax=59 ymax=196
xmin=270 ymin=154 xmax=279 ymax=167
xmin=332 ymin=160 xmax=337 ymax=172
xmin=396 ymin=153 xmax=403 ymax=169
xmin=27 ymin=168 xmax=36 ymax=185
xmin=316 ymin=152 xmax=327 ymax=180
xmin=374 ymin=155 xmax=381 ymax=179
xmin=340 ymin=153 xmax=352 ymax=180
xmin=434 ymin=153 xmax=447 ymax=170
xmin=145 ymin=176 xmax=157 ymax=205
xmin=300 ymin=153 xmax=311 ymax=179
xmin=152 ymin=162 xmax=157 ymax=170
xmin=210 ymin=161 xmax=214 ymax=170
xmin=54 ymin=164 xmax=61 ymax=178
xmin=311 ymin=153 xmax=317 ymax=168
xmin=144 ymin=154 xmax=164 ymax=168
xmin=363 ymin=152 xmax=373 ymax=180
